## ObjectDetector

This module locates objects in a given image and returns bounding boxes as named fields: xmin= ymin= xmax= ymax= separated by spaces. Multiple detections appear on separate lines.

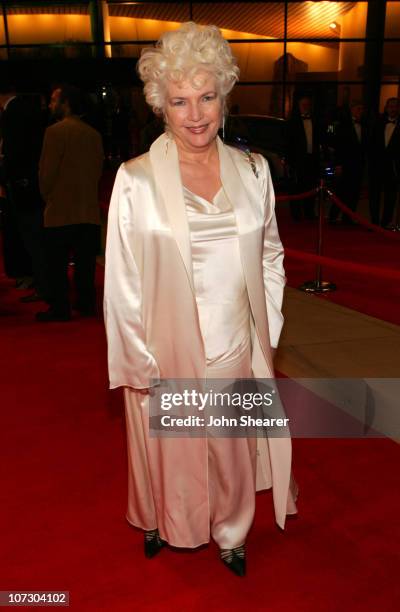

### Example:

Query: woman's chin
xmin=182 ymin=127 xmax=217 ymax=149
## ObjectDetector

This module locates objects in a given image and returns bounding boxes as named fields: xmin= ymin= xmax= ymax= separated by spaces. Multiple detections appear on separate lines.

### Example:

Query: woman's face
xmin=163 ymin=71 xmax=223 ymax=152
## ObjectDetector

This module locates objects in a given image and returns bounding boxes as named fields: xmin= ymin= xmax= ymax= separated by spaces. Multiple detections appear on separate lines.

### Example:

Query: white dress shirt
xmin=352 ymin=119 xmax=362 ymax=143
xmin=302 ymin=117 xmax=313 ymax=154
xmin=384 ymin=120 xmax=396 ymax=148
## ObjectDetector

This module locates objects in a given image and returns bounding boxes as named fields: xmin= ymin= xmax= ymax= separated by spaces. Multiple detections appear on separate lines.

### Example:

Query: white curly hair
xmin=137 ymin=22 xmax=240 ymax=116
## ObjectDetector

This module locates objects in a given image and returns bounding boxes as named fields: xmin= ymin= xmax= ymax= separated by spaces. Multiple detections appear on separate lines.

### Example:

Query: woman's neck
xmin=174 ymin=135 xmax=218 ymax=165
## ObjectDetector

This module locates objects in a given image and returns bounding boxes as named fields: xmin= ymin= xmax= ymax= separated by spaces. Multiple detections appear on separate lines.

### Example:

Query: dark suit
xmin=285 ymin=114 xmax=321 ymax=220
xmin=329 ymin=117 xmax=368 ymax=222
xmin=368 ymin=115 xmax=400 ymax=226
xmin=39 ymin=116 xmax=104 ymax=316
xmin=0 ymin=95 xmax=48 ymax=294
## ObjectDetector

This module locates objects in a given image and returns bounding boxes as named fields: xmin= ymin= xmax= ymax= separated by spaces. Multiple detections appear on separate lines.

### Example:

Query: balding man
xmin=37 ymin=85 xmax=104 ymax=322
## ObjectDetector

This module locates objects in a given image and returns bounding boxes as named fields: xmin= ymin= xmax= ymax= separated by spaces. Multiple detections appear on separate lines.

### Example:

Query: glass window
xmin=107 ymin=42 xmax=149 ymax=59
xmin=383 ymin=42 xmax=400 ymax=79
xmin=229 ymin=84 xmax=283 ymax=117
xmin=230 ymin=42 xmax=284 ymax=82
xmin=287 ymin=1 xmax=367 ymax=40
xmin=385 ymin=2 xmax=400 ymax=38
xmin=0 ymin=13 xmax=6 ymax=60
xmin=337 ymin=83 xmax=364 ymax=107
xmin=8 ymin=44 xmax=94 ymax=61
xmin=285 ymin=41 xmax=365 ymax=84
xmin=338 ymin=41 xmax=365 ymax=81
xmin=6 ymin=4 xmax=92 ymax=45
xmin=287 ymin=42 xmax=365 ymax=81
xmin=0 ymin=11 xmax=5 ymax=43
xmin=108 ymin=2 xmax=190 ymax=42
xmin=286 ymin=42 xmax=340 ymax=77
xmin=380 ymin=84 xmax=400 ymax=113
xmin=192 ymin=3 xmax=285 ymax=40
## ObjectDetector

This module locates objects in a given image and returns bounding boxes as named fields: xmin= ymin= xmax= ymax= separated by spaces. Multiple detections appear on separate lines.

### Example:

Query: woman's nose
xmin=188 ymin=102 xmax=202 ymax=122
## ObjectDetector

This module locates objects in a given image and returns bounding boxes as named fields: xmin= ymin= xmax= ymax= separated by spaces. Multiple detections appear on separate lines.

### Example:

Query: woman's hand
xmin=133 ymin=387 xmax=156 ymax=396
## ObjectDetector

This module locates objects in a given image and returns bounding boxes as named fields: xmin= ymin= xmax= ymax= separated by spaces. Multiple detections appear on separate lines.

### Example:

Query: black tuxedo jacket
xmin=335 ymin=119 xmax=368 ymax=172
xmin=1 ymin=95 xmax=44 ymax=184
xmin=285 ymin=114 xmax=321 ymax=166
xmin=369 ymin=115 xmax=400 ymax=174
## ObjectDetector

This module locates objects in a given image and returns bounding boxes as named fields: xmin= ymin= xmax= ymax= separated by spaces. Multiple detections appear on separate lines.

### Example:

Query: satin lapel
xmin=217 ymin=136 xmax=260 ymax=234
xmin=149 ymin=133 xmax=195 ymax=294
xmin=389 ymin=122 xmax=400 ymax=148
xmin=218 ymin=137 xmax=272 ymax=364
xmin=217 ymin=135 xmax=261 ymax=292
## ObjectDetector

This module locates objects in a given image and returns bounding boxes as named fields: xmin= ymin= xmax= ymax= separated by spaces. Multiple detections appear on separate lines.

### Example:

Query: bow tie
xmin=301 ymin=114 xmax=311 ymax=119
xmin=386 ymin=119 xmax=397 ymax=124
xmin=353 ymin=120 xmax=361 ymax=125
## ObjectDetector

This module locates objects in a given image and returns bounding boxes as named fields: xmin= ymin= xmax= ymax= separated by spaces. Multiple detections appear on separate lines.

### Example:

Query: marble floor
xmin=277 ymin=287 xmax=400 ymax=440
xmin=277 ymin=287 xmax=400 ymax=378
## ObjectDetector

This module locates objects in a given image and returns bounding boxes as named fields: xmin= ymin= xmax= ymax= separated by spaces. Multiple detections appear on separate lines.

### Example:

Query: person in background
xmin=329 ymin=100 xmax=368 ymax=225
xmin=0 ymin=82 xmax=48 ymax=301
xmin=36 ymin=85 xmax=104 ymax=322
xmin=285 ymin=95 xmax=321 ymax=221
xmin=369 ymin=97 xmax=400 ymax=228
xmin=138 ymin=111 xmax=164 ymax=154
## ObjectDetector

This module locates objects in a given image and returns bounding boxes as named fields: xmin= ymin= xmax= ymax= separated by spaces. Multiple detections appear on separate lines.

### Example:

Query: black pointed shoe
xmin=220 ymin=545 xmax=246 ymax=577
xmin=144 ymin=529 xmax=165 ymax=559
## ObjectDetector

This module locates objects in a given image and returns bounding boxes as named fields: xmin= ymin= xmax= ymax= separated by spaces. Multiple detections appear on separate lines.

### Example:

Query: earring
xmin=222 ymin=116 xmax=225 ymax=142
xmin=164 ymin=116 xmax=170 ymax=155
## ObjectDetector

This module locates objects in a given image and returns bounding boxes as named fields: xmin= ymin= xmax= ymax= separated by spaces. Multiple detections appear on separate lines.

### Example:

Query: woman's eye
xmin=203 ymin=95 xmax=215 ymax=102
xmin=172 ymin=100 xmax=185 ymax=106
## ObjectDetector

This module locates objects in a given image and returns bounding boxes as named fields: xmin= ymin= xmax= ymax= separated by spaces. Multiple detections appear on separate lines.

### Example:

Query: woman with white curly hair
xmin=104 ymin=22 xmax=298 ymax=576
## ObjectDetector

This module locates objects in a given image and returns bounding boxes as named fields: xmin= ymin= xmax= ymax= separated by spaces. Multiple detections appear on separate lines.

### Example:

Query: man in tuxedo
xmin=369 ymin=97 xmax=400 ymax=228
xmin=286 ymin=95 xmax=321 ymax=221
xmin=36 ymin=85 xmax=104 ymax=322
xmin=329 ymin=100 xmax=368 ymax=224
xmin=0 ymin=82 xmax=48 ymax=300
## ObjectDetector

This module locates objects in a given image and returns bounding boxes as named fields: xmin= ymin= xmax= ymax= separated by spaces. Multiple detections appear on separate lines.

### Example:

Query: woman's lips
xmin=186 ymin=125 xmax=208 ymax=134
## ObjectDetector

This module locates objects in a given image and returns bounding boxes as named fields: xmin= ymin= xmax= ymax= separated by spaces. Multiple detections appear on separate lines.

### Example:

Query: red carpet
xmin=277 ymin=202 xmax=400 ymax=326
xmin=1 ymin=267 xmax=399 ymax=611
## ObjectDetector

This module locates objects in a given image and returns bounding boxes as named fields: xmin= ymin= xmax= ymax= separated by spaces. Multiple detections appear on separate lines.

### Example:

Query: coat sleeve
xmin=258 ymin=154 xmax=286 ymax=348
xmin=94 ymin=132 xmax=105 ymax=181
xmin=39 ymin=126 xmax=64 ymax=200
xmin=103 ymin=163 xmax=160 ymax=389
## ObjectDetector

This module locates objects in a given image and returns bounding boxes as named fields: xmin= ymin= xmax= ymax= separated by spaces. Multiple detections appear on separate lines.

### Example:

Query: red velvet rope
xmin=275 ymin=185 xmax=400 ymax=241
xmin=284 ymin=248 xmax=400 ymax=281
xmin=276 ymin=189 xmax=318 ymax=202
xmin=326 ymin=190 xmax=400 ymax=241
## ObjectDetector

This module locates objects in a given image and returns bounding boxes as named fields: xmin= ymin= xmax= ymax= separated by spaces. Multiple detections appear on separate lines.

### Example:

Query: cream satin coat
xmin=104 ymin=132 xmax=298 ymax=534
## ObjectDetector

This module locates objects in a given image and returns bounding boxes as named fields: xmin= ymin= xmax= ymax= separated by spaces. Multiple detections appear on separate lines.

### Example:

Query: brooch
xmin=244 ymin=148 xmax=259 ymax=179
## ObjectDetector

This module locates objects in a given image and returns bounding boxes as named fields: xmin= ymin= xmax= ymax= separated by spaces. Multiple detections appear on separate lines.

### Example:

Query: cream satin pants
xmin=123 ymin=343 xmax=257 ymax=549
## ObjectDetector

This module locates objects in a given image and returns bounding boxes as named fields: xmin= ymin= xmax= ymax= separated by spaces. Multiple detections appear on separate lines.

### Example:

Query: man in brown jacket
xmin=37 ymin=85 xmax=104 ymax=322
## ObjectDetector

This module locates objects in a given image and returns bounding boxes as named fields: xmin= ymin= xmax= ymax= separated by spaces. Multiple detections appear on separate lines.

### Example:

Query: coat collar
xmin=149 ymin=132 xmax=194 ymax=293
xmin=149 ymin=132 xmax=258 ymax=295
xmin=149 ymin=131 xmax=273 ymax=371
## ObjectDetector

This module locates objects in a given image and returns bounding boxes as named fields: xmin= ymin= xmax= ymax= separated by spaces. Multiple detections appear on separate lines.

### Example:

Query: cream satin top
xmin=183 ymin=185 xmax=251 ymax=367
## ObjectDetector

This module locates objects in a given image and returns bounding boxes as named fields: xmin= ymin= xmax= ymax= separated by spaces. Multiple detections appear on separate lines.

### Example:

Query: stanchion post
xmin=395 ymin=187 xmax=400 ymax=231
xmin=299 ymin=179 xmax=337 ymax=293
